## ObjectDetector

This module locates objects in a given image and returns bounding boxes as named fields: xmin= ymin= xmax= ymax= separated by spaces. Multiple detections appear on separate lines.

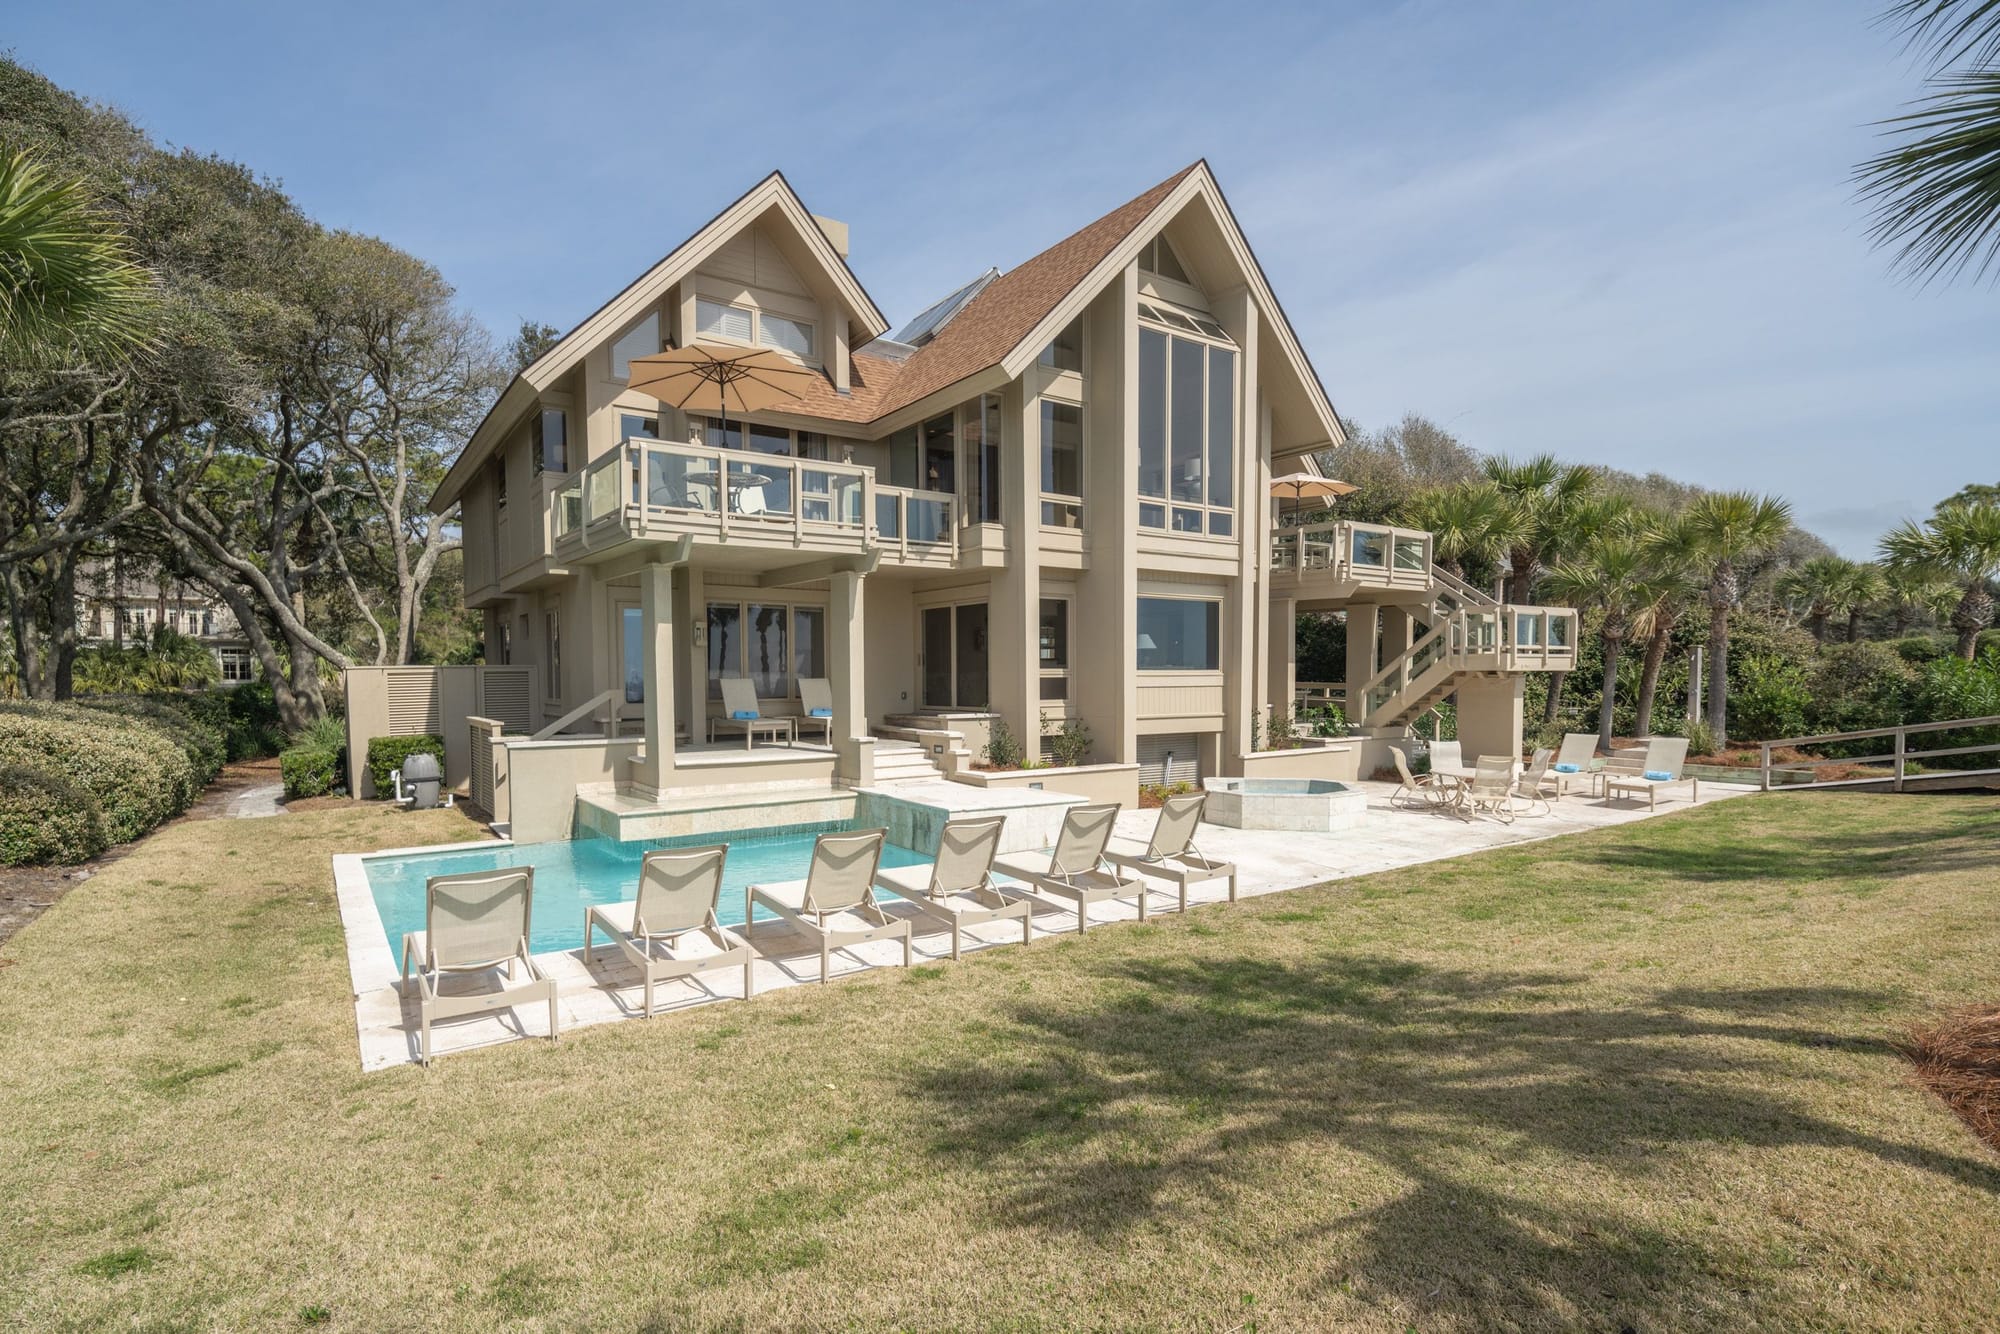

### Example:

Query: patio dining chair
xmin=992 ymin=803 xmax=1148 ymax=934
xmin=873 ymin=814 xmax=1031 ymax=959
xmin=1103 ymin=792 xmax=1237 ymax=912
xmin=1462 ymin=755 xmax=1520 ymax=823
xmin=1391 ymin=745 xmax=1455 ymax=811
xmin=584 ymin=844 xmax=755 ymax=1015
xmin=1512 ymin=747 xmax=1556 ymax=816
xmin=748 ymin=828 xmax=910 ymax=983
xmin=400 ymin=867 xmax=557 ymax=1066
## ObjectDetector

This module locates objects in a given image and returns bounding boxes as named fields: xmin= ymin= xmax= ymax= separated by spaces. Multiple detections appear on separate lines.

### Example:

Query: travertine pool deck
xmin=332 ymin=778 xmax=1754 ymax=1070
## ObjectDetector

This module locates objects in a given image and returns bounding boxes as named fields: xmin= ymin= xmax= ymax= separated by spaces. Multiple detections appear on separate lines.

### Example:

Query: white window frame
xmin=1136 ymin=308 xmax=1237 ymax=542
xmin=695 ymin=296 xmax=816 ymax=365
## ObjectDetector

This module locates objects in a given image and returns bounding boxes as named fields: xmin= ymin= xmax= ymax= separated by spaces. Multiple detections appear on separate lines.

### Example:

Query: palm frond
xmin=1858 ymin=69 xmax=2000 ymax=283
xmin=0 ymin=149 xmax=156 ymax=365
xmin=1883 ymin=0 xmax=2000 ymax=71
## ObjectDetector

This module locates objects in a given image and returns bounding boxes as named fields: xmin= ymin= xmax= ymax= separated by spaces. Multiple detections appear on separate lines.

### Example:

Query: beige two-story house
xmin=430 ymin=163 xmax=1574 ymax=841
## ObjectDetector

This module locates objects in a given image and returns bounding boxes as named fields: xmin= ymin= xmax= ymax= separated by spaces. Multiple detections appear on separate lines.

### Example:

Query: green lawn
xmin=3 ymin=793 xmax=1999 ymax=1330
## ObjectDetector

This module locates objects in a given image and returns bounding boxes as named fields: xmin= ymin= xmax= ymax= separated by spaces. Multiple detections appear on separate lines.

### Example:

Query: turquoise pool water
xmin=363 ymin=824 xmax=928 ymax=958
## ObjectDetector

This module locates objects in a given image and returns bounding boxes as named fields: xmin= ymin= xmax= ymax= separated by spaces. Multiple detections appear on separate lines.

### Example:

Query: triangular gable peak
xmin=435 ymin=172 xmax=885 ymax=509
xmin=997 ymin=162 xmax=1345 ymax=458
xmin=519 ymin=171 xmax=885 ymax=391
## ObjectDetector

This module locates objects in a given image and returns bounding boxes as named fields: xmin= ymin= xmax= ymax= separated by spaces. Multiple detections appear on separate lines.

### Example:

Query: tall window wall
xmin=706 ymin=600 xmax=825 ymax=700
xmin=1137 ymin=312 xmax=1235 ymax=537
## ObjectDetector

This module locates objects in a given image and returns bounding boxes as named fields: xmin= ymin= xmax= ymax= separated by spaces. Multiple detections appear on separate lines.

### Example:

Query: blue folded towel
xmin=1644 ymin=770 xmax=1673 ymax=781
xmin=1554 ymin=763 xmax=1580 ymax=773
xmin=808 ymin=708 xmax=832 ymax=718
xmin=730 ymin=710 xmax=758 ymax=721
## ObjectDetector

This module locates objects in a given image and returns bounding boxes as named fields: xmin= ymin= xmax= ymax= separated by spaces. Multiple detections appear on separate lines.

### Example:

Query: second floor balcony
xmin=552 ymin=438 xmax=959 ymax=571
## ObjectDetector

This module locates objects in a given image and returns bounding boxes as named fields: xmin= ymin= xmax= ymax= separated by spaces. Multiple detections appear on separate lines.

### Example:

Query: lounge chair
xmin=584 ymin=844 xmax=754 ymax=1016
xmin=1391 ymin=745 xmax=1453 ymax=810
xmin=747 ymin=828 xmax=911 ymax=982
xmin=991 ymin=803 xmax=1148 ymax=934
xmin=1602 ymin=737 xmax=1697 ymax=809
xmin=1463 ymin=755 xmax=1519 ymax=823
xmin=873 ymin=815 xmax=1031 ymax=959
xmin=796 ymin=677 xmax=835 ymax=747
xmin=709 ymin=675 xmax=792 ymax=750
xmin=400 ymin=867 xmax=556 ymax=1065
xmin=1103 ymin=792 xmax=1237 ymax=911
xmin=1552 ymin=732 xmax=1598 ymax=796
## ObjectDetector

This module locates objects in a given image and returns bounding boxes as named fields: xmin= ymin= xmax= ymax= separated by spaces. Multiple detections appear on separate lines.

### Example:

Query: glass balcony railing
xmin=552 ymin=437 xmax=955 ymax=564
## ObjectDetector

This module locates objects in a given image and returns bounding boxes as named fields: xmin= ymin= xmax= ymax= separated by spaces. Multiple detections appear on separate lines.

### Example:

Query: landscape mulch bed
xmin=1903 ymin=1005 xmax=2000 ymax=1155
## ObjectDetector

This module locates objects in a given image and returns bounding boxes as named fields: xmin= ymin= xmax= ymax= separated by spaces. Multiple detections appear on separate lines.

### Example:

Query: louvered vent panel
xmin=386 ymin=669 xmax=440 ymax=734
xmin=479 ymin=669 xmax=533 ymax=733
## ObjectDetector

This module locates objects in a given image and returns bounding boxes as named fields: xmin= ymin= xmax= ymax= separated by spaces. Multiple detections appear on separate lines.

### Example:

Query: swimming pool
xmin=363 ymin=824 xmax=929 ymax=958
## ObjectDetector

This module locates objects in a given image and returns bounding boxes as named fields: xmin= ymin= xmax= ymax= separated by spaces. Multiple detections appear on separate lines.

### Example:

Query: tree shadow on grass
xmin=902 ymin=951 xmax=1999 ymax=1326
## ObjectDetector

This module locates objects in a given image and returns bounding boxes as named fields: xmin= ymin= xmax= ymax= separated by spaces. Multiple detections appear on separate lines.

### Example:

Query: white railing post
xmin=1760 ymin=741 xmax=1772 ymax=791
xmin=1893 ymin=726 xmax=1906 ymax=792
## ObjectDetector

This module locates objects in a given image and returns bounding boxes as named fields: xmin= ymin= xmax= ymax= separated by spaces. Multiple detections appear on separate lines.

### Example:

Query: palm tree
xmin=1543 ymin=527 xmax=1667 ymax=752
xmin=1630 ymin=512 xmax=1705 ymax=737
xmin=0 ymin=149 xmax=154 ymax=365
xmin=1880 ymin=500 xmax=2000 ymax=658
xmin=1856 ymin=0 xmax=2000 ymax=284
xmin=1405 ymin=482 xmax=1511 ymax=580
xmin=1683 ymin=491 xmax=1794 ymax=748
xmin=1838 ymin=562 xmax=1888 ymax=642
xmin=1882 ymin=561 xmax=1955 ymax=635
xmin=1481 ymin=454 xmax=1600 ymax=603
xmin=1779 ymin=555 xmax=1858 ymax=644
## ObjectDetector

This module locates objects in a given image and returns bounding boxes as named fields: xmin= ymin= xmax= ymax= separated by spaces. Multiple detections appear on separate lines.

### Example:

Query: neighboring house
xmin=74 ymin=559 xmax=255 ymax=682
xmin=429 ymin=162 xmax=1575 ymax=835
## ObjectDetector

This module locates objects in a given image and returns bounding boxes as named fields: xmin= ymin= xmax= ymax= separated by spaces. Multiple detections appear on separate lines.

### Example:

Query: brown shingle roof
xmin=773 ymin=350 xmax=907 ymax=425
xmin=872 ymin=165 xmax=1198 ymax=418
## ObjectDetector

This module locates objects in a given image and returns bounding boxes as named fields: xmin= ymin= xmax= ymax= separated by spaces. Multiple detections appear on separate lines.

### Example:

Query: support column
xmin=1455 ymin=673 xmax=1525 ymax=764
xmin=830 ymin=570 xmax=873 ymax=786
xmin=635 ymin=562 xmax=677 ymax=794
xmin=1267 ymin=595 xmax=1297 ymax=733
xmin=1379 ymin=606 xmax=1414 ymax=664
xmin=1345 ymin=604 xmax=1380 ymax=706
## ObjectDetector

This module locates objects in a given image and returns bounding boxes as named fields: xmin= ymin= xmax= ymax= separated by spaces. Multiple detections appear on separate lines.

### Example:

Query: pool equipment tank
xmin=398 ymin=752 xmax=443 ymax=810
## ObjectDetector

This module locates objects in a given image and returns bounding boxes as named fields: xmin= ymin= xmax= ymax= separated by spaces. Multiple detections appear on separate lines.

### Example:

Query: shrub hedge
xmin=365 ymin=734 xmax=444 ymax=796
xmin=279 ymin=746 xmax=339 ymax=799
xmin=0 ymin=695 xmax=232 ymax=865
xmin=0 ymin=764 xmax=106 ymax=865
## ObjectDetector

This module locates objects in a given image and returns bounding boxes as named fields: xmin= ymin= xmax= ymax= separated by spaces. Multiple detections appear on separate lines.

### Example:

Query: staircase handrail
xmin=532 ymin=687 xmax=620 ymax=741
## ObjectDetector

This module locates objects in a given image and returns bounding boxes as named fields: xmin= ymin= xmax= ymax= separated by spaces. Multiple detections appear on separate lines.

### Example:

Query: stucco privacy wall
xmin=341 ymin=665 xmax=541 ymax=798
xmin=504 ymin=736 xmax=643 ymax=843
xmin=1236 ymin=742 xmax=1362 ymax=784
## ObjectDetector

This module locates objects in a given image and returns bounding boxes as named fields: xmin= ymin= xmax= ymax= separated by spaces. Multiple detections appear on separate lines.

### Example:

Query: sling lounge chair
xmin=796 ymin=677 xmax=835 ymax=747
xmin=1552 ymin=732 xmax=1598 ymax=796
xmin=400 ymin=867 xmax=556 ymax=1065
xmin=748 ymin=828 xmax=910 ymax=983
xmin=584 ymin=844 xmax=755 ymax=1016
xmin=709 ymin=675 xmax=791 ymax=750
xmin=991 ymin=803 xmax=1147 ymax=935
xmin=1603 ymin=737 xmax=1697 ymax=809
xmin=873 ymin=814 xmax=1031 ymax=959
xmin=1102 ymin=792 xmax=1236 ymax=912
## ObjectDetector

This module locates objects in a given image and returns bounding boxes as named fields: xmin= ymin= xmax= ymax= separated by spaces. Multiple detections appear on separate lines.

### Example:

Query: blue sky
xmin=13 ymin=0 xmax=1996 ymax=555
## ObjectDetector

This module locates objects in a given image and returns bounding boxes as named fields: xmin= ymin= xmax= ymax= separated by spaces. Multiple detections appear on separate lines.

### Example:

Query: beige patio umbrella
xmin=1269 ymin=472 xmax=1357 ymax=526
xmin=625 ymin=345 xmax=819 ymax=444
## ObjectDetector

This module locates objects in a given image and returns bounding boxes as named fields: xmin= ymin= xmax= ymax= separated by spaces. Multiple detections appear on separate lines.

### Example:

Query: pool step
xmin=870 ymin=739 xmax=945 ymax=785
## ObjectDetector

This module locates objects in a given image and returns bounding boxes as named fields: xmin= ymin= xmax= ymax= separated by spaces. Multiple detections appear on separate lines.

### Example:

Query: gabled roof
xmin=873 ymin=167 xmax=1197 ymax=418
xmin=433 ymin=171 xmax=888 ymax=510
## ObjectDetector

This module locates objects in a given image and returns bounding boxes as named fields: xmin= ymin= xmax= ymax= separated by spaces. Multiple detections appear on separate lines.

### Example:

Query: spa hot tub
xmin=1201 ymin=776 xmax=1367 ymax=832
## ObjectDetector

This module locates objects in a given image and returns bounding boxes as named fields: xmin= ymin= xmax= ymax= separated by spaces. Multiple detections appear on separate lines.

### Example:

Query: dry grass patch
xmin=1906 ymin=1006 xmax=2000 ymax=1154
xmin=1 ymin=793 xmax=1998 ymax=1330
